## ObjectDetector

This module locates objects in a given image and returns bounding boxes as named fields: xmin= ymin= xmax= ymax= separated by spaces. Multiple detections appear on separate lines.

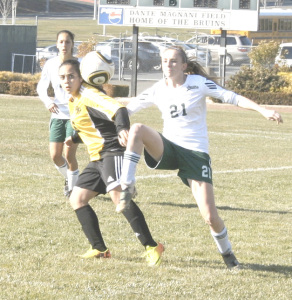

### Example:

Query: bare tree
xmin=0 ymin=0 xmax=12 ymax=24
xmin=12 ymin=0 xmax=17 ymax=24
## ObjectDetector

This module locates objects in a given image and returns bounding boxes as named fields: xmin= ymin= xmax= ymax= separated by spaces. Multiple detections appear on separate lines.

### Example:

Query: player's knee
xmin=69 ymin=192 xmax=86 ymax=210
xmin=69 ymin=194 xmax=78 ymax=209
xmin=130 ymin=123 xmax=151 ymax=141
xmin=203 ymin=213 xmax=219 ymax=227
xmin=50 ymin=152 xmax=63 ymax=165
xmin=130 ymin=123 xmax=144 ymax=134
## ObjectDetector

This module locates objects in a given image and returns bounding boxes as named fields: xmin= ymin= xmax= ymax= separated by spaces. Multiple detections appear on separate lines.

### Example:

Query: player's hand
xmin=64 ymin=136 xmax=73 ymax=148
xmin=48 ymin=103 xmax=59 ymax=114
xmin=118 ymin=130 xmax=129 ymax=147
xmin=261 ymin=109 xmax=283 ymax=124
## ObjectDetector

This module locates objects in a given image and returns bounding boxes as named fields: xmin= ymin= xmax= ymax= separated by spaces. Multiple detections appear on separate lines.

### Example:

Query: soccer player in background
xmin=58 ymin=58 xmax=164 ymax=266
xmin=120 ymin=46 xmax=283 ymax=269
xmin=37 ymin=30 xmax=79 ymax=197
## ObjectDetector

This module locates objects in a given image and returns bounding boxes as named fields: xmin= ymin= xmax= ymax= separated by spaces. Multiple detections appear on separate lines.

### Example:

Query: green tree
xmin=248 ymin=40 xmax=280 ymax=69
xmin=226 ymin=65 xmax=288 ymax=93
xmin=226 ymin=40 xmax=289 ymax=93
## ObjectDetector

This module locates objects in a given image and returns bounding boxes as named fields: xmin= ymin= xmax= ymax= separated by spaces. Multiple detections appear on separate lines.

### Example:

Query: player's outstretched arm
xmin=237 ymin=96 xmax=283 ymax=124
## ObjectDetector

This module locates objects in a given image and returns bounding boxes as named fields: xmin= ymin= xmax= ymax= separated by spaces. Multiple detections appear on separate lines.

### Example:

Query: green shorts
xmin=144 ymin=134 xmax=212 ymax=186
xmin=49 ymin=118 xmax=74 ymax=143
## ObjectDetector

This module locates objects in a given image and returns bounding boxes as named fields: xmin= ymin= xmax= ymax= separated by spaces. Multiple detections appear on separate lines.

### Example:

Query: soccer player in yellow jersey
xmin=58 ymin=59 xmax=164 ymax=266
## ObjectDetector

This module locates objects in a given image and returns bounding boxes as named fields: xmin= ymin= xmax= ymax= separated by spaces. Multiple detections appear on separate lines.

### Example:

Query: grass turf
xmin=0 ymin=96 xmax=291 ymax=299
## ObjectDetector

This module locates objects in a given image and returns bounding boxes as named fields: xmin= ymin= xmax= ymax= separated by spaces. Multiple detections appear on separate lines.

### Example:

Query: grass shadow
xmin=240 ymin=263 xmax=292 ymax=275
xmin=151 ymin=202 xmax=291 ymax=215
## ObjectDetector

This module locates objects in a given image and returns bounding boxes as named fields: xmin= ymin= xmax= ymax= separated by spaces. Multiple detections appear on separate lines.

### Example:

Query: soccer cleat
xmin=116 ymin=185 xmax=137 ymax=213
xmin=64 ymin=190 xmax=72 ymax=198
xmin=222 ymin=251 xmax=240 ymax=269
xmin=80 ymin=247 xmax=111 ymax=259
xmin=64 ymin=179 xmax=69 ymax=197
xmin=142 ymin=242 xmax=164 ymax=267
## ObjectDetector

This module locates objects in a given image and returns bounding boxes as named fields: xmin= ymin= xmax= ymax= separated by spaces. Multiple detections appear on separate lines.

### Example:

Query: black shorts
xmin=75 ymin=154 xmax=123 ymax=194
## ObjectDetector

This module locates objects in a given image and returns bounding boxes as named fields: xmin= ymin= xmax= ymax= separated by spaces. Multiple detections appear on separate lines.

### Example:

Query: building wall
xmin=0 ymin=25 xmax=37 ymax=73
xmin=263 ymin=0 xmax=292 ymax=6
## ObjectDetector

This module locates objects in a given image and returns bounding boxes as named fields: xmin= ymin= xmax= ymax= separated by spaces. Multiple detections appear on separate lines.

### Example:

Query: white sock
xmin=211 ymin=227 xmax=232 ymax=255
xmin=121 ymin=151 xmax=141 ymax=186
xmin=67 ymin=169 xmax=79 ymax=191
xmin=55 ymin=162 xmax=67 ymax=178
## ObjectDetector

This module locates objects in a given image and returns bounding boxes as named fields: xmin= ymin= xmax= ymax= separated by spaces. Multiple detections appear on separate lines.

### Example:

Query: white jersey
xmin=127 ymin=74 xmax=244 ymax=154
xmin=37 ymin=56 xmax=71 ymax=120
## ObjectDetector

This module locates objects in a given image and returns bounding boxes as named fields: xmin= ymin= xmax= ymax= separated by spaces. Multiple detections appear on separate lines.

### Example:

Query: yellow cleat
xmin=142 ymin=242 xmax=164 ymax=266
xmin=80 ymin=247 xmax=111 ymax=259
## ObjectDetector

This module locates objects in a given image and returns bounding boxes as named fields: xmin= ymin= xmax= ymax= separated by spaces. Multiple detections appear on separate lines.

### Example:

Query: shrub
xmin=0 ymin=71 xmax=40 ymax=82
xmin=277 ymin=71 xmax=292 ymax=94
xmin=0 ymin=71 xmax=128 ymax=98
xmin=77 ymin=36 xmax=98 ymax=58
xmin=226 ymin=65 xmax=289 ymax=93
xmin=0 ymin=82 xmax=10 ymax=94
xmin=9 ymin=81 xmax=38 ymax=96
xmin=248 ymin=40 xmax=280 ymax=69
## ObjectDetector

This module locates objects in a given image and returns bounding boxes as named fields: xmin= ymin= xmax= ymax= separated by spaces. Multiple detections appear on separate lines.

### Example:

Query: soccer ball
xmin=80 ymin=51 xmax=115 ymax=86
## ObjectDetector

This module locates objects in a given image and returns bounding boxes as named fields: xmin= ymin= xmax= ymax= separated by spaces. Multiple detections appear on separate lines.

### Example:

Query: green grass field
xmin=0 ymin=96 xmax=291 ymax=299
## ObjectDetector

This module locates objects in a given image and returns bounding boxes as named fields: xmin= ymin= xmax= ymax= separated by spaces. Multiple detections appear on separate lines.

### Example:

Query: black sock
xmin=122 ymin=200 xmax=157 ymax=248
xmin=75 ymin=205 xmax=107 ymax=252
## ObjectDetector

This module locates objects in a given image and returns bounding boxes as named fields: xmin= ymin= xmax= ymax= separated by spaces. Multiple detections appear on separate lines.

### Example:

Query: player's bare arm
xmin=237 ymin=96 xmax=283 ymax=124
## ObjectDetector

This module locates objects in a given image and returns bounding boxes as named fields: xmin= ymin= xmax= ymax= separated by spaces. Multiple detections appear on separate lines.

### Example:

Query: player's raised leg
xmin=117 ymin=123 xmax=164 ymax=213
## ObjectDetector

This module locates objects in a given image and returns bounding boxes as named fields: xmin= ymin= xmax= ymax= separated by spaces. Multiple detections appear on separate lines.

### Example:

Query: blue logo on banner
xmin=99 ymin=7 xmax=123 ymax=25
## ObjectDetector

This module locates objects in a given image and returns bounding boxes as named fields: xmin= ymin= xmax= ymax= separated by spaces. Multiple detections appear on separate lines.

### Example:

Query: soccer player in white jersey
xmin=118 ymin=46 xmax=283 ymax=269
xmin=37 ymin=30 xmax=79 ymax=197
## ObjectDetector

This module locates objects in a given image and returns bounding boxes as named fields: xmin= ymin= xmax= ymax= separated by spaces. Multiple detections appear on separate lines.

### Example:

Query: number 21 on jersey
xmin=170 ymin=103 xmax=187 ymax=118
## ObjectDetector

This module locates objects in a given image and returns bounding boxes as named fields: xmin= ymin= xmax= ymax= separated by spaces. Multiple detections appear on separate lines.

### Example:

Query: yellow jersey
xmin=69 ymin=83 xmax=126 ymax=161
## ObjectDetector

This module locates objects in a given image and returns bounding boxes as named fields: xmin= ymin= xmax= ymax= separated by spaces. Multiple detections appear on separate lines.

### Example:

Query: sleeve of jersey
xmin=127 ymin=85 xmax=156 ymax=116
xmin=203 ymin=79 xmax=240 ymax=106
xmin=37 ymin=61 xmax=54 ymax=108
xmin=114 ymin=107 xmax=130 ymax=134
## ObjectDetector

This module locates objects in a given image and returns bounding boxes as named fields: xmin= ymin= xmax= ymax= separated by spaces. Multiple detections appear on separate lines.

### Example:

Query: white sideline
xmin=1 ymin=166 xmax=289 ymax=178
xmin=1 ymin=166 xmax=291 ymax=178
xmin=136 ymin=166 xmax=292 ymax=180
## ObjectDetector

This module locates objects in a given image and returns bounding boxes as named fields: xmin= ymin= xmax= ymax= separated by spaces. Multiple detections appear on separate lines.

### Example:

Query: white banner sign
xmin=99 ymin=6 xmax=259 ymax=31
xmin=125 ymin=9 xmax=230 ymax=28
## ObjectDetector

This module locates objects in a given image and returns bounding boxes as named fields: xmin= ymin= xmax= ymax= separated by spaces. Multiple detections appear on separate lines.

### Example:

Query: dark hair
xmin=59 ymin=59 xmax=81 ymax=78
xmin=57 ymin=30 xmax=75 ymax=42
xmin=56 ymin=30 xmax=75 ymax=54
xmin=163 ymin=46 xmax=215 ymax=81
xmin=58 ymin=59 xmax=106 ymax=93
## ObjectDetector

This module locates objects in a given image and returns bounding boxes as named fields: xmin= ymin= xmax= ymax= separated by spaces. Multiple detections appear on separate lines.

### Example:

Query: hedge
xmin=212 ymin=90 xmax=292 ymax=106
xmin=0 ymin=81 xmax=129 ymax=98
